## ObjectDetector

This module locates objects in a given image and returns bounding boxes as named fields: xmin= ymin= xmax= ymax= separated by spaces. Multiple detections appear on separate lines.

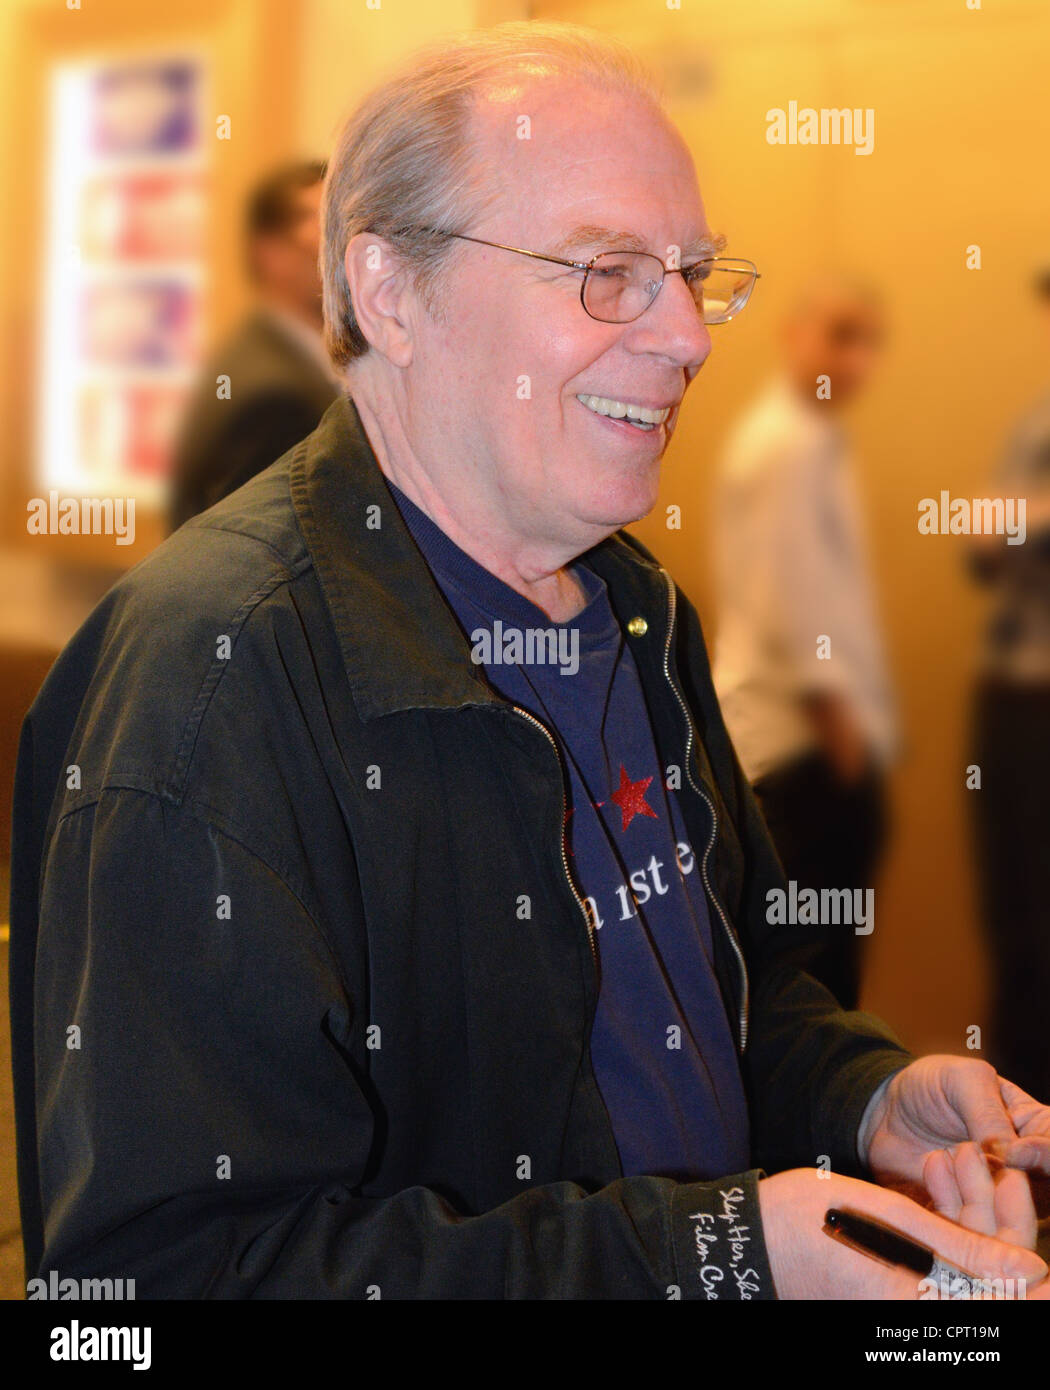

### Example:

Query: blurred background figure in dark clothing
xmin=969 ymin=267 xmax=1050 ymax=1102
xmin=167 ymin=159 xmax=340 ymax=532
xmin=713 ymin=278 xmax=897 ymax=1008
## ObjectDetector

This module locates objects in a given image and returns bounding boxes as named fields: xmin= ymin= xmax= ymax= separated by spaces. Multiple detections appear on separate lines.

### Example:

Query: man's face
xmin=257 ymin=181 xmax=324 ymax=314
xmin=788 ymin=292 xmax=885 ymax=406
xmin=286 ymin=180 xmax=324 ymax=269
xmin=403 ymin=82 xmax=713 ymax=556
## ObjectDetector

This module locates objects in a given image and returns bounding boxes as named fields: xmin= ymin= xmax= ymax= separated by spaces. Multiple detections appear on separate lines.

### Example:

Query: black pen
xmin=824 ymin=1207 xmax=991 ymax=1297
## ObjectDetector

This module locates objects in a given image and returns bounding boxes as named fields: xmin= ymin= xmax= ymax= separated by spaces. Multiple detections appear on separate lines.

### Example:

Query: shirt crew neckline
xmin=382 ymin=474 xmax=620 ymax=648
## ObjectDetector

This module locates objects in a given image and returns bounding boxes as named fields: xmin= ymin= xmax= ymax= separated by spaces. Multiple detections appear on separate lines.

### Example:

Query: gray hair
xmin=321 ymin=22 xmax=666 ymax=369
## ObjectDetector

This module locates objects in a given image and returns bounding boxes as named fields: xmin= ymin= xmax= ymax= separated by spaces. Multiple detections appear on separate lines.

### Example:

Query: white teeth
xmin=576 ymin=394 xmax=671 ymax=427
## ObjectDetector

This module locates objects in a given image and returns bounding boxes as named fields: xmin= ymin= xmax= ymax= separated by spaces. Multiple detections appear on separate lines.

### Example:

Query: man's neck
xmin=348 ymin=388 xmax=592 ymax=623
xmin=783 ymin=369 xmax=843 ymax=419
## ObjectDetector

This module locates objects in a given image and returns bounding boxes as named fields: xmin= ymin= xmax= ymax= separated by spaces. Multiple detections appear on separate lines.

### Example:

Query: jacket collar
xmin=290 ymin=394 xmax=671 ymax=721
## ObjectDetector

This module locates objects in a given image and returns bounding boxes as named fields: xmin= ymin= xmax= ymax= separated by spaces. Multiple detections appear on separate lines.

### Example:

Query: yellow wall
xmin=296 ymin=0 xmax=509 ymax=154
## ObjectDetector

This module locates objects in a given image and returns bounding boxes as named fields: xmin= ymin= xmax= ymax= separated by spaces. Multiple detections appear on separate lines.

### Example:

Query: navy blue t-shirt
xmin=386 ymin=478 xmax=750 ymax=1181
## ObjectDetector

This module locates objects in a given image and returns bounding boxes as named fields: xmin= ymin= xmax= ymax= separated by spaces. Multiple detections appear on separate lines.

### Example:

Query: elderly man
xmin=10 ymin=24 xmax=1050 ymax=1300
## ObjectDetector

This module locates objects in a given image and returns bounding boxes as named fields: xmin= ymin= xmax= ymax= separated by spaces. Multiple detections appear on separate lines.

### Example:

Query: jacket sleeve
xmin=29 ymin=784 xmax=777 ymax=1300
xmin=673 ymin=585 xmax=914 ymax=1177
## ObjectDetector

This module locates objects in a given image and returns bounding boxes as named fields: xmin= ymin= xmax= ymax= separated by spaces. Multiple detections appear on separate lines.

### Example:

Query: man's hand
xmin=804 ymin=690 xmax=871 ymax=785
xmin=924 ymin=1141 xmax=1037 ymax=1250
xmin=861 ymin=1056 xmax=1050 ymax=1195
xmin=758 ymin=1168 xmax=1048 ymax=1299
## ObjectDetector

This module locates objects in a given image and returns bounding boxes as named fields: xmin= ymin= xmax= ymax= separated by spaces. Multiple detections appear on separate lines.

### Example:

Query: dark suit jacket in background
xmin=168 ymin=309 xmax=340 ymax=532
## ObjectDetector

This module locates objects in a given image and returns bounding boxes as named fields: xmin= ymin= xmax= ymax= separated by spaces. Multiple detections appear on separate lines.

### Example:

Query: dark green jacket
xmin=10 ymin=396 xmax=911 ymax=1298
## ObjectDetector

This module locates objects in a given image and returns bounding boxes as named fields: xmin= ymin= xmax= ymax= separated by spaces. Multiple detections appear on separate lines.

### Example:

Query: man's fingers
xmin=924 ymin=1148 xmax=961 ymax=1223
xmin=998 ymin=1076 xmax=1043 ymax=1122
xmin=922 ymin=1142 xmax=1036 ymax=1247
xmin=992 ymin=1135 xmax=1050 ymax=1174
xmin=991 ymin=1165 xmax=1039 ymax=1250
xmin=925 ymin=1215 xmax=1044 ymax=1285
xmin=880 ymin=1188 xmax=1047 ymax=1286
xmin=949 ymin=1062 xmax=1020 ymax=1151
xmin=953 ymin=1142 xmax=997 ymax=1237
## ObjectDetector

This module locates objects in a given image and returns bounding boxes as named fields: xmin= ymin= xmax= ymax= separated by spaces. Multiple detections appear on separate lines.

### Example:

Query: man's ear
xmin=343 ymin=233 xmax=416 ymax=367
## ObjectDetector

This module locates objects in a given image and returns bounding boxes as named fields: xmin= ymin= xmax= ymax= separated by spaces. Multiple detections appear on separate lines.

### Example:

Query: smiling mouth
xmin=576 ymin=393 xmax=672 ymax=432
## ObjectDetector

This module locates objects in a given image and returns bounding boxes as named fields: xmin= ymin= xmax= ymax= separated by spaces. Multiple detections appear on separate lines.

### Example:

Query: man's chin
xmin=597 ymin=467 xmax=663 ymax=528
xmin=578 ymin=486 xmax=661 ymax=537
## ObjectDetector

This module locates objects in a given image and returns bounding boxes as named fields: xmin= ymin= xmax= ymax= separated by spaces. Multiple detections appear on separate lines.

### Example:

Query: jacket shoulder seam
xmin=179 ymin=516 xmax=312 ymax=573
xmin=47 ymin=784 xmax=351 ymax=996
xmin=167 ymin=561 xmax=303 ymax=796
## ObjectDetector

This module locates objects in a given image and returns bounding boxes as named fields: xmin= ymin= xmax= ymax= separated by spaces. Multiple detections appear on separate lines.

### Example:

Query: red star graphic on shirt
xmin=609 ymin=764 xmax=658 ymax=833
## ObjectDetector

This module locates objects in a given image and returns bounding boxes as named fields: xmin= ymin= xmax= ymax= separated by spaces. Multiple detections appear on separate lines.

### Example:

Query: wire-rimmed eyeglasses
xmin=387 ymin=227 xmax=760 ymax=325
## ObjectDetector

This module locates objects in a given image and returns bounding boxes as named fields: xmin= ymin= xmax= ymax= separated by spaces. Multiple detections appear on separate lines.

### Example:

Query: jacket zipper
xmin=511 ymin=705 xmax=599 ymax=968
xmin=660 ymin=571 xmax=751 ymax=1052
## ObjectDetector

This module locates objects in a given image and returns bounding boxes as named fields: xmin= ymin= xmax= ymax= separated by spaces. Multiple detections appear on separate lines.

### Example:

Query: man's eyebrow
xmin=546 ymin=224 xmax=726 ymax=259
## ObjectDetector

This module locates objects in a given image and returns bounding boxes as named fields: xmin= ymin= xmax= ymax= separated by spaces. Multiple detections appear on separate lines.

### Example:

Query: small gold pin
xmin=627 ymin=617 xmax=648 ymax=637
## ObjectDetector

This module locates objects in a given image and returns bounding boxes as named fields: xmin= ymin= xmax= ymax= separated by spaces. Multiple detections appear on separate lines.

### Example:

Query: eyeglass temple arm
xmin=440 ymin=232 xmax=592 ymax=272
xmin=402 ymin=227 xmax=760 ymax=278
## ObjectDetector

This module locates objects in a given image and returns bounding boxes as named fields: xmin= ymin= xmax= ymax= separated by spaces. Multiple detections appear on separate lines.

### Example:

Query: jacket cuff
xmin=834 ymin=1049 xmax=915 ymax=1176
xmin=671 ymin=1170 xmax=776 ymax=1300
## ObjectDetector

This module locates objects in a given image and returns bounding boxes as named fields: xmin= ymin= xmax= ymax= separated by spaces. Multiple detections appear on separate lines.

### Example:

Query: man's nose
xmin=629 ymin=271 xmax=712 ymax=369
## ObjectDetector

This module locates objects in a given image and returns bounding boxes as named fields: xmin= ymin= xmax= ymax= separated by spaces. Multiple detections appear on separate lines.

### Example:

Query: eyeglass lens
xmin=583 ymin=251 xmax=756 ymax=325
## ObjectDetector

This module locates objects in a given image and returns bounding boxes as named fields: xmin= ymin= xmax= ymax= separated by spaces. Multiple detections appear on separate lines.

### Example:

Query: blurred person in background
xmin=167 ymin=159 xmax=341 ymax=531
xmin=713 ymin=279 xmax=896 ymax=1008
xmin=969 ymin=266 xmax=1050 ymax=1104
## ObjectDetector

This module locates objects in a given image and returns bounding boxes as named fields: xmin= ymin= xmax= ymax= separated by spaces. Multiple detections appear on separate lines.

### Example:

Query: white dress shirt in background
xmin=712 ymin=375 xmax=897 ymax=783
